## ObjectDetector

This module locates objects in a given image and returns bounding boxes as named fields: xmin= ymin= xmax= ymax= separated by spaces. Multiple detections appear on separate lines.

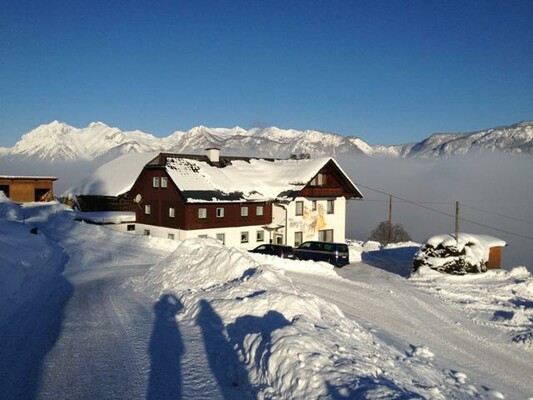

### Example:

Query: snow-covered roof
xmin=425 ymin=233 xmax=506 ymax=250
xmin=0 ymin=175 xmax=57 ymax=180
xmin=165 ymin=156 xmax=361 ymax=202
xmin=75 ymin=211 xmax=136 ymax=224
xmin=67 ymin=152 xmax=158 ymax=196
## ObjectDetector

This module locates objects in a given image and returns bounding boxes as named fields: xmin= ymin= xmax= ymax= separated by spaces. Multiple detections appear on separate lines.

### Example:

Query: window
xmin=312 ymin=200 xmax=317 ymax=211
xmin=153 ymin=177 xmax=160 ymax=188
xmin=143 ymin=229 xmax=150 ymax=236
xmin=241 ymin=231 xmax=249 ymax=243
xmin=310 ymin=173 xmax=325 ymax=186
xmin=198 ymin=234 xmax=208 ymax=239
xmin=241 ymin=206 xmax=249 ymax=217
xmin=327 ymin=200 xmax=334 ymax=214
xmin=216 ymin=207 xmax=224 ymax=218
xmin=256 ymin=205 xmax=264 ymax=216
xmin=161 ymin=177 xmax=168 ymax=188
xmin=145 ymin=204 xmax=151 ymax=215
xmin=216 ymin=233 xmax=225 ymax=245
xmin=198 ymin=208 xmax=207 ymax=219
xmin=294 ymin=231 xmax=303 ymax=247
xmin=295 ymin=201 xmax=304 ymax=216
xmin=168 ymin=233 xmax=175 ymax=240
xmin=127 ymin=224 xmax=135 ymax=231
xmin=256 ymin=230 xmax=264 ymax=242
xmin=169 ymin=207 xmax=175 ymax=218
xmin=319 ymin=229 xmax=334 ymax=242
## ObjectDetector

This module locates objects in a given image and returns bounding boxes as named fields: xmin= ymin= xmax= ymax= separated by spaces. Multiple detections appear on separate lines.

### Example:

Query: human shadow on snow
xmin=197 ymin=299 xmax=254 ymax=399
xmin=0 ymin=252 xmax=73 ymax=400
xmin=147 ymin=294 xmax=185 ymax=400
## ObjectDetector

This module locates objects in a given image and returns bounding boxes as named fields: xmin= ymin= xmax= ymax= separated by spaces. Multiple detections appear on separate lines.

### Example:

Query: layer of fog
xmin=338 ymin=154 xmax=533 ymax=270
xmin=1 ymin=153 xmax=531 ymax=270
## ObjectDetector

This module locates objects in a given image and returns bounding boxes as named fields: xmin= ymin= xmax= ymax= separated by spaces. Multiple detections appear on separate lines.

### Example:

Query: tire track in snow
xmin=287 ymin=267 xmax=533 ymax=396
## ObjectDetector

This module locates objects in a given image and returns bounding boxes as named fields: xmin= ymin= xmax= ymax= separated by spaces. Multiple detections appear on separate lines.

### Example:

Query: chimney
xmin=205 ymin=147 xmax=220 ymax=163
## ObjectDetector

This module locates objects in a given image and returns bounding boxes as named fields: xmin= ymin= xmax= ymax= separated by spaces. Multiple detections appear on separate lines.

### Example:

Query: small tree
xmin=369 ymin=221 xmax=412 ymax=245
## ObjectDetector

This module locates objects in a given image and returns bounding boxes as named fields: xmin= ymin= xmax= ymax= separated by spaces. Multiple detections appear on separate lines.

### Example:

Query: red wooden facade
xmin=128 ymin=155 xmax=361 ymax=232
xmin=129 ymin=167 xmax=272 ymax=230
xmin=300 ymin=160 xmax=361 ymax=199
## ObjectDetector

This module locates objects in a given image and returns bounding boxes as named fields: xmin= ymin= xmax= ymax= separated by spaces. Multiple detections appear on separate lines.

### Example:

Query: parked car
xmin=249 ymin=244 xmax=295 ymax=259
xmin=293 ymin=241 xmax=350 ymax=267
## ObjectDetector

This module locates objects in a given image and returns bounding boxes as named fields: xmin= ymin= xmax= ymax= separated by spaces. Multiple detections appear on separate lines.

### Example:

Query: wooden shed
xmin=0 ymin=176 xmax=57 ymax=203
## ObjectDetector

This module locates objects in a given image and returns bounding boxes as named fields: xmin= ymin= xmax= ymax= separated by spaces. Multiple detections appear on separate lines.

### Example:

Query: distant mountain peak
xmin=3 ymin=120 xmax=532 ymax=162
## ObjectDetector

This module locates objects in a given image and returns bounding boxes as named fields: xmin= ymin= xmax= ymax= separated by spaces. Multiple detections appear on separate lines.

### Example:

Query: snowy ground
xmin=0 ymin=200 xmax=532 ymax=399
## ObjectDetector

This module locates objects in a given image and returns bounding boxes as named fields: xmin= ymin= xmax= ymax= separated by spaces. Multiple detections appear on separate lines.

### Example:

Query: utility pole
xmin=388 ymin=194 xmax=393 ymax=244
xmin=455 ymin=201 xmax=460 ymax=242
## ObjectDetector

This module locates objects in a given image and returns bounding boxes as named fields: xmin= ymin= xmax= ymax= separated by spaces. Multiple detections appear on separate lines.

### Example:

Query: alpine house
xmin=128 ymin=149 xmax=363 ymax=248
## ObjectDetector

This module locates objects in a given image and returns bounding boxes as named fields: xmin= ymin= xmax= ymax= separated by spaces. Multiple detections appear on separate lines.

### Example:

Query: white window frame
xmin=198 ymin=234 xmax=208 ymax=239
xmin=169 ymin=207 xmax=175 ymax=218
xmin=327 ymin=199 xmax=334 ymax=214
xmin=310 ymin=173 xmax=325 ymax=186
xmin=216 ymin=233 xmax=225 ymax=245
xmin=198 ymin=208 xmax=207 ymax=219
xmin=168 ymin=233 xmax=175 ymax=240
xmin=161 ymin=176 xmax=168 ymax=188
xmin=241 ymin=231 xmax=249 ymax=243
xmin=241 ymin=206 xmax=249 ymax=217
xmin=216 ymin=207 xmax=224 ymax=218
xmin=319 ymin=229 xmax=334 ymax=242
xmin=145 ymin=204 xmax=151 ymax=215
xmin=294 ymin=231 xmax=303 ymax=247
xmin=256 ymin=205 xmax=264 ymax=216
xmin=256 ymin=230 xmax=264 ymax=242
xmin=153 ymin=177 xmax=160 ymax=188
xmin=295 ymin=201 xmax=304 ymax=216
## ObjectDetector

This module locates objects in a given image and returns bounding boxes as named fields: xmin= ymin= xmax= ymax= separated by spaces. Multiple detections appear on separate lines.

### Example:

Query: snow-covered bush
xmin=412 ymin=233 xmax=505 ymax=275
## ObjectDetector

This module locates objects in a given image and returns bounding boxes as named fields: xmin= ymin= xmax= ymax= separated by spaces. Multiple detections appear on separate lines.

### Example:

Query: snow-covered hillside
xmin=1 ymin=200 xmax=532 ymax=399
xmin=4 ymin=120 xmax=532 ymax=162
xmin=405 ymin=121 xmax=533 ymax=158
xmin=8 ymin=121 xmax=163 ymax=162
xmin=4 ymin=121 xmax=372 ymax=162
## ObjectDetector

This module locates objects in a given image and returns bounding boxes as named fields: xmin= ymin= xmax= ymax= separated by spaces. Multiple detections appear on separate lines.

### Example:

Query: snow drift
xmin=135 ymin=238 xmax=493 ymax=399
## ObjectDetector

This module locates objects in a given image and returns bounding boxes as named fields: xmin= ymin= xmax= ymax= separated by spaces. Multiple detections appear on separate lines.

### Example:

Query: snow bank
xmin=412 ymin=265 xmax=533 ymax=350
xmin=0 ymin=191 xmax=21 ymax=220
xmin=248 ymin=252 xmax=339 ymax=277
xmin=134 ymin=238 xmax=483 ymax=399
xmin=0 ymin=199 xmax=69 ymax=321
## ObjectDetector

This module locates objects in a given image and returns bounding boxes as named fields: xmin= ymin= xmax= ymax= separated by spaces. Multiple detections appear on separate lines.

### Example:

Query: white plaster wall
xmin=134 ymin=223 xmax=269 ymax=250
xmin=285 ymin=196 xmax=346 ymax=246
xmin=105 ymin=223 xmax=136 ymax=233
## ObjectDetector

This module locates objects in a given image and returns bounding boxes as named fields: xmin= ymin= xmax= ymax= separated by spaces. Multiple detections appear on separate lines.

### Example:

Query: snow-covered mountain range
xmin=2 ymin=120 xmax=532 ymax=162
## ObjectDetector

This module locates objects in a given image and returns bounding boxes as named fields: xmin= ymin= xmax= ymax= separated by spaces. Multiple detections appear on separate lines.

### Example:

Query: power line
xmin=361 ymin=199 xmax=455 ymax=205
xmin=461 ymin=203 xmax=533 ymax=225
xmin=353 ymin=181 xmax=533 ymax=241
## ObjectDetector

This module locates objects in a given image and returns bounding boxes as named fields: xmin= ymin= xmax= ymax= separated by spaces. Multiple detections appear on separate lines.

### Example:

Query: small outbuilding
xmin=0 ymin=176 xmax=57 ymax=203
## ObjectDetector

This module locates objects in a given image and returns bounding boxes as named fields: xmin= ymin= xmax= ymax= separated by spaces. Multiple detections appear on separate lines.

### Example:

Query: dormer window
xmin=310 ymin=173 xmax=325 ymax=186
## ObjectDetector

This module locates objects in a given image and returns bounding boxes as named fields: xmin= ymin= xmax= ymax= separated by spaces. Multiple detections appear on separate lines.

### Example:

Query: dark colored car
xmin=249 ymin=244 xmax=295 ymax=259
xmin=293 ymin=241 xmax=350 ymax=267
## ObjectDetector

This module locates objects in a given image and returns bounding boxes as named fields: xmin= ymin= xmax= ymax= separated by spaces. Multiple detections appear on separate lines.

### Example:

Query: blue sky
xmin=1 ymin=0 xmax=532 ymax=147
